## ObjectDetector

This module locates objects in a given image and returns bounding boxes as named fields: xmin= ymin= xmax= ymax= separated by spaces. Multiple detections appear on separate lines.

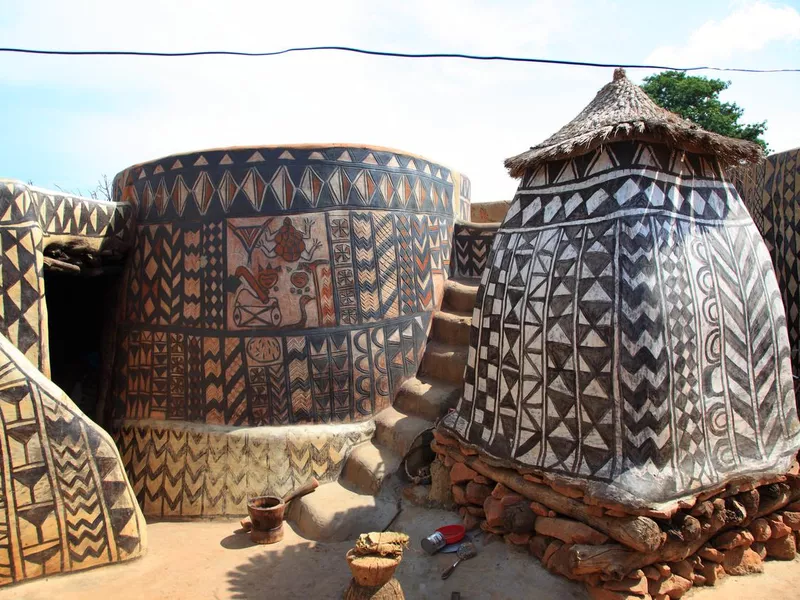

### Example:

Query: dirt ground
xmin=5 ymin=506 xmax=800 ymax=599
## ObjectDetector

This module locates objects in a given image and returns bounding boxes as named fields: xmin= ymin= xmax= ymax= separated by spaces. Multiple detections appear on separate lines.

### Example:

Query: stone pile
xmin=433 ymin=428 xmax=800 ymax=600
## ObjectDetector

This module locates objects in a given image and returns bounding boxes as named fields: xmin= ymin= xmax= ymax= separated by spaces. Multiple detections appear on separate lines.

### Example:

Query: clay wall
xmin=0 ymin=181 xmax=144 ymax=587
xmin=111 ymin=145 xmax=469 ymax=427
xmin=731 ymin=147 xmax=800 ymax=385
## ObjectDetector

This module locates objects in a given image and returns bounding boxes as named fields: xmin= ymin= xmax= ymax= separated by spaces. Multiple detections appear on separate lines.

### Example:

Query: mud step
xmin=431 ymin=309 xmax=472 ymax=346
xmin=394 ymin=376 xmax=462 ymax=421
xmin=287 ymin=481 xmax=398 ymax=542
xmin=443 ymin=278 xmax=480 ymax=313
xmin=341 ymin=441 xmax=402 ymax=495
xmin=420 ymin=340 xmax=468 ymax=385
xmin=374 ymin=406 xmax=433 ymax=458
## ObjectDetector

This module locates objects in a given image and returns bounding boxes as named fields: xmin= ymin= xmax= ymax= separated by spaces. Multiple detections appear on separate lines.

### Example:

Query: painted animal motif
xmin=233 ymin=263 xmax=317 ymax=330
xmin=233 ymin=264 xmax=283 ymax=327
xmin=258 ymin=217 xmax=322 ymax=262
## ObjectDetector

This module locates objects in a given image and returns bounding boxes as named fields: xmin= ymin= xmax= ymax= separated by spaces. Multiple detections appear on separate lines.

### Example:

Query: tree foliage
xmin=640 ymin=71 xmax=768 ymax=151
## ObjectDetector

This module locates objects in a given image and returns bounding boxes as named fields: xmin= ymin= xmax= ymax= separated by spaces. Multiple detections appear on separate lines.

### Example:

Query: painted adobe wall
xmin=442 ymin=141 xmax=800 ymax=511
xmin=451 ymin=222 xmax=499 ymax=279
xmin=111 ymin=145 xmax=469 ymax=426
xmin=0 ymin=181 xmax=145 ymax=587
xmin=110 ymin=145 xmax=470 ymax=515
xmin=451 ymin=202 xmax=508 ymax=279
xmin=0 ymin=181 xmax=132 ymax=376
xmin=731 ymin=147 xmax=800 ymax=384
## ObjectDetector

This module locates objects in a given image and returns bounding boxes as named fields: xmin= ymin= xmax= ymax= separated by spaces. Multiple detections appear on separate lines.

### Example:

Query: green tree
xmin=640 ymin=71 xmax=768 ymax=151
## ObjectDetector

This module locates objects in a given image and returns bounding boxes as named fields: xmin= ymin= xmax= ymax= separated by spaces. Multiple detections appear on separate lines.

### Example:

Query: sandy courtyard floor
xmin=4 ymin=506 xmax=800 ymax=599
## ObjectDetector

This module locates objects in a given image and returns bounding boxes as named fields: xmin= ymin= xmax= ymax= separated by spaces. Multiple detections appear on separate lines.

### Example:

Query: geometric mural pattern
xmin=451 ymin=222 xmax=499 ymax=278
xmin=112 ymin=146 xmax=469 ymax=426
xmin=0 ymin=180 xmax=133 ymax=375
xmin=0 ymin=180 xmax=141 ymax=587
xmin=114 ymin=419 xmax=372 ymax=517
xmin=0 ymin=331 xmax=145 ymax=587
xmin=731 ymin=147 xmax=800 ymax=396
xmin=113 ymin=145 xmax=470 ymax=222
xmin=445 ymin=140 xmax=800 ymax=506
xmin=117 ymin=313 xmax=431 ymax=426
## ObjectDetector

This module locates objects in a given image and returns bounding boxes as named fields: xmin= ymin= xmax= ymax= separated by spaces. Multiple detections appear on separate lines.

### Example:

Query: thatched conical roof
xmin=505 ymin=68 xmax=763 ymax=178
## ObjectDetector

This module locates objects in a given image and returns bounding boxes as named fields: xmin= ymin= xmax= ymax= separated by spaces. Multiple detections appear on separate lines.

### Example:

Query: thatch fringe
xmin=505 ymin=68 xmax=763 ymax=178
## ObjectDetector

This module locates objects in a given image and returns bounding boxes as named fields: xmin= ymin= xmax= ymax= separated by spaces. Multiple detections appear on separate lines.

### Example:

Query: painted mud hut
xmin=434 ymin=69 xmax=800 ymax=596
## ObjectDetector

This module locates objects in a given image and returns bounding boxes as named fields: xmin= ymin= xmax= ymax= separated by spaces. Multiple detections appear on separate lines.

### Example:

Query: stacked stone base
xmin=433 ymin=429 xmax=800 ymax=600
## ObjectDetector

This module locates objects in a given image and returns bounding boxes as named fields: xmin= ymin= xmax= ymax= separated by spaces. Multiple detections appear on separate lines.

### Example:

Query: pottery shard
xmin=465 ymin=481 xmax=492 ymax=505
xmin=667 ymin=560 xmax=693 ymax=581
xmin=491 ymin=483 xmax=511 ymax=499
xmin=550 ymin=482 xmax=583 ymax=499
xmin=542 ymin=539 xmax=564 ymax=566
xmin=484 ymin=496 xmax=504 ymax=528
xmin=473 ymin=474 xmax=491 ymax=485
xmin=450 ymin=462 xmax=477 ymax=484
xmin=529 ymin=501 xmax=553 ymax=517
xmin=465 ymin=505 xmax=485 ymax=517
xmin=529 ymin=535 xmax=550 ymax=560
xmin=451 ymin=484 xmax=468 ymax=505
xmin=433 ymin=430 xmax=457 ymax=447
xmin=765 ymin=533 xmax=797 ymax=560
xmin=648 ymin=574 xmax=692 ymax=599
xmin=781 ymin=510 xmax=800 ymax=530
xmin=697 ymin=545 xmax=724 ymax=563
xmin=722 ymin=547 xmax=764 ymax=576
xmin=491 ymin=483 xmax=524 ymax=502
xmin=534 ymin=517 xmax=608 ymax=545
xmin=643 ymin=566 xmax=662 ymax=580
xmin=586 ymin=585 xmax=648 ymax=600
xmin=767 ymin=515 xmax=792 ymax=539
xmin=506 ymin=532 xmax=531 ymax=546
xmin=700 ymin=562 xmax=726 ymax=586
xmin=690 ymin=501 xmax=714 ymax=518
xmin=748 ymin=518 xmax=772 ymax=542
xmin=750 ymin=542 xmax=767 ymax=559
xmin=603 ymin=574 xmax=648 ymax=595
xmin=545 ymin=543 xmax=576 ymax=579
xmin=462 ymin=512 xmax=481 ymax=531
xmin=500 ymin=494 xmax=524 ymax=507
xmin=713 ymin=528 xmax=754 ymax=550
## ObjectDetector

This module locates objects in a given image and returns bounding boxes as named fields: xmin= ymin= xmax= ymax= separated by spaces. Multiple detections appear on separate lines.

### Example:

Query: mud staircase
xmin=288 ymin=278 xmax=480 ymax=541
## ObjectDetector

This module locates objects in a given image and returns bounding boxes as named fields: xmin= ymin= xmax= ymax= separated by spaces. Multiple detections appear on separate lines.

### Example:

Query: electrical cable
xmin=0 ymin=45 xmax=797 ymax=73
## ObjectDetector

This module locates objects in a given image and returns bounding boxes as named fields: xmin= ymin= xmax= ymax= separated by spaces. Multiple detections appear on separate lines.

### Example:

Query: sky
xmin=0 ymin=0 xmax=798 ymax=202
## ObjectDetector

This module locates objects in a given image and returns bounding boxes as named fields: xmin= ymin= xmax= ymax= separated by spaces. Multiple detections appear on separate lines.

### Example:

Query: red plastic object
xmin=436 ymin=524 xmax=466 ymax=545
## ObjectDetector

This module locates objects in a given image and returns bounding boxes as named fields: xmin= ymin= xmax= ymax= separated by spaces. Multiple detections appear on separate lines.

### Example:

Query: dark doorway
xmin=44 ymin=270 xmax=121 ymax=427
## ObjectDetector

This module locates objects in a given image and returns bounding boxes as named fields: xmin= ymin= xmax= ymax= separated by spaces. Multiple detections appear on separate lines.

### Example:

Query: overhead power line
xmin=0 ymin=45 xmax=797 ymax=73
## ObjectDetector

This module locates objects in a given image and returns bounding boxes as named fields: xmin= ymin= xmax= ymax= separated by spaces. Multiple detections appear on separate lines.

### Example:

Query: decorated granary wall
xmin=0 ymin=180 xmax=145 ymax=586
xmin=451 ymin=201 xmax=509 ymax=279
xmin=443 ymin=140 xmax=800 ymax=510
xmin=108 ymin=145 xmax=470 ymax=516
xmin=731 ymin=147 xmax=800 ymax=384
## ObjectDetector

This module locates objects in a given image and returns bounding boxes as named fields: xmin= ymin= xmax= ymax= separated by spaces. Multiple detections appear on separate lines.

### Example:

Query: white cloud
xmin=647 ymin=2 xmax=800 ymax=66
xmin=0 ymin=0 xmax=579 ymax=199
xmin=1 ymin=1 xmax=797 ymax=201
